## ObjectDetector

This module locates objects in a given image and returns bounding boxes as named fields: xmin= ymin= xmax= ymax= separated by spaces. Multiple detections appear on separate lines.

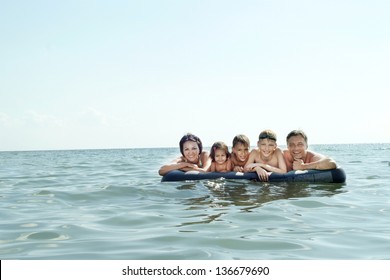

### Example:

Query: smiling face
xmin=182 ymin=140 xmax=200 ymax=163
xmin=287 ymin=135 xmax=308 ymax=160
xmin=214 ymin=148 xmax=227 ymax=164
xmin=258 ymin=138 xmax=277 ymax=159
xmin=232 ymin=143 xmax=249 ymax=162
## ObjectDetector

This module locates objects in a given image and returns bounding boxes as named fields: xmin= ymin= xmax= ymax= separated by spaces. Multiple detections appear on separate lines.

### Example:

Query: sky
xmin=1 ymin=0 xmax=389 ymax=151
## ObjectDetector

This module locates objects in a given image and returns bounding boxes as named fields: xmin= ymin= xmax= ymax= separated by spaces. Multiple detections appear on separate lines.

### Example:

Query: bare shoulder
xmin=307 ymin=150 xmax=326 ymax=161
xmin=201 ymin=151 xmax=212 ymax=167
xmin=200 ymin=151 xmax=210 ymax=162
xmin=283 ymin=149 xmax=292 ymax=160
xmin=249 ymin=148 xmax=260 ymax=158
xmin=174 ymin=156 xmax=185 ymax=163
xmin=275 ymin=147 xmax=283 ymax=155
xmin=201 ymin=151 xmax=210 ymax=157
xmin=307 ymin=150 xmax=337 ymax=169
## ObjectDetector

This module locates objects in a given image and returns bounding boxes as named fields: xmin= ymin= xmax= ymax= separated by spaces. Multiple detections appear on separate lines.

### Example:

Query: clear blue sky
xmin=1 ymin=0 xmax=389 ymax=151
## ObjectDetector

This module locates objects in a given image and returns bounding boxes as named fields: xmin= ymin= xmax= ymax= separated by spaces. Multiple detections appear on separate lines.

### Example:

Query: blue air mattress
xmin=161 ymin=167 xmax=346 ymax=183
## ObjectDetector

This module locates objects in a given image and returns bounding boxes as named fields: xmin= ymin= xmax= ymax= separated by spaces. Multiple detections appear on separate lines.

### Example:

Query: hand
xmin=292 ymin=159 xmax=305 ymax=170
xmin=255 ymin=166 xmax=269 ymax=181
xmin=233 ymin=166 xmax=244 ymax=172
xmin=246 ymin=163 xmax=259 ymax=171
xmin=180 ymin=162 xmax=198 ymax=171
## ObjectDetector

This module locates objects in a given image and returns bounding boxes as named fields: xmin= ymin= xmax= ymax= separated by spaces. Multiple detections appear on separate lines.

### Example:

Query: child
xmin=245 ymin=130 xmax=287 ymax=181
xmin=230 ymin=134 xmax=250 ymax=172
xmin=208 ymin=141 xmax=233 ymax=172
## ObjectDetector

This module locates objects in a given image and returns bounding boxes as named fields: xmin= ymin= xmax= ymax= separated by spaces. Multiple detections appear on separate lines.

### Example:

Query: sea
xmin=0 ymin=143 xmax=389 ymax=260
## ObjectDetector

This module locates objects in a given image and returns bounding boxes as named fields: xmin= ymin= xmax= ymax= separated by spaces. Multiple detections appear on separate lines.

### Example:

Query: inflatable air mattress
xmin=161 ymin=167 xmax=346 ymax=183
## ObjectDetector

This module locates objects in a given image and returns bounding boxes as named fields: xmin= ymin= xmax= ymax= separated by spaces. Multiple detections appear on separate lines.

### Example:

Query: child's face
xmin=214 ymin=149 xmax=227 ymax=164
xmin=258 ymin=139 xmax=276 ymax=158
xmin=232 ymin=143 xmax=249 ymax=162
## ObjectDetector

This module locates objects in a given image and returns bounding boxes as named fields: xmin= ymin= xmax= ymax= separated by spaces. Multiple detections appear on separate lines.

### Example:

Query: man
xmin=283 ymin=130 xmax=337 ymax=172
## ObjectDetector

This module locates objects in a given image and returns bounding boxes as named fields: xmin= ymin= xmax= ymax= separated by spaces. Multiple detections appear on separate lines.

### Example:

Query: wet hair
xmin=179 ymin=133 xmax=203 ymax=156
xmin=286 ymin=130 xmax=308 ymax=144
xmin=209 ymin=141 xmax=230 ymax=162
xmin=232 ymin=134 xmax=250 ymax=148
xmin=258 ymin=130 xmax=277 ymax=141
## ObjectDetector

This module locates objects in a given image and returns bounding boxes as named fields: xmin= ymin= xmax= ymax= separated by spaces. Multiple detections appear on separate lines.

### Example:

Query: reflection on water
xmin=178 ymin=179 xmax=345 ymax=209
xmin=174 ymin=179 xmax=345 ymax=228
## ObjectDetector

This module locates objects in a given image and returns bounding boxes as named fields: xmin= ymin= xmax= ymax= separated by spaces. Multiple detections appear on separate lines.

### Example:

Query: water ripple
xmin=1 ymin=146 xmax=390 ymax=259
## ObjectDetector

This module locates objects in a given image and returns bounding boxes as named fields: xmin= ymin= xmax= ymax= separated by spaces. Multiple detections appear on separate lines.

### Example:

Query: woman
xmin=158 ymin=133 xmax=212 ymax=176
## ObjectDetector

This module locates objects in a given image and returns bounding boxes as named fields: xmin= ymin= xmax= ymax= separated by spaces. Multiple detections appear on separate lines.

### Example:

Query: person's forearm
xmin=302 ymin=158 xmax=337 ymax=170
xmin=261 ymin=164 xmax=286 ymax=174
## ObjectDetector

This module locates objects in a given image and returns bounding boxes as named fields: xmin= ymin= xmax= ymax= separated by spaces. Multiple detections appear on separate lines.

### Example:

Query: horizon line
xmin=1 ymin=142 xmax=389 ymax=153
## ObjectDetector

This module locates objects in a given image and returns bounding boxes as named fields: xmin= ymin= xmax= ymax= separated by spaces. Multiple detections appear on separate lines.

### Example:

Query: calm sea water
xmin=0 ymin=144 xmax=389 ymax=260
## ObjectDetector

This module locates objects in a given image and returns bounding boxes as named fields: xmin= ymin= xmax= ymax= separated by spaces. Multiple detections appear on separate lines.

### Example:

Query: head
xmin=179 ymin=133 xmax=203 ymax=162
xmin=259 ymin=130 xmax=277 ymax=142
xmin=257 ymin=130 xmax=277 ymax=157
xmin=286 ymin=130 xmax=308 ymax=160
xmin=210 ymin=141 xmax=230 ymax=164
xmin=232 ymin=134 xmax=250 ymax=148
xmin=232 ymin=134 xmax=250 ymax=162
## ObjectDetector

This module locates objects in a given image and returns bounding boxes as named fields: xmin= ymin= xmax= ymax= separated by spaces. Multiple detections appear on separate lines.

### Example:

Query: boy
xmin=230 ymin=134 xmax=250 ymax=172
xmin=245 ymin=130 xmax=287 ymax=181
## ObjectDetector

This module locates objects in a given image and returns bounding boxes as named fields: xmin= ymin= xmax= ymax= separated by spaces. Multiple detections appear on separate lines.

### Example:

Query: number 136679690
xmin=215 ymin=266 xmax=270 ymax=276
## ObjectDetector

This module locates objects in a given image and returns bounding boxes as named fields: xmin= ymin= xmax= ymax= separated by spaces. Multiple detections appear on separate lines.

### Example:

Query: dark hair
xmin=258 ymin=130 xmax=277 ymax=141
xmin=209 ymin=141 xmax=230 ymax=161
xmin=179 ymin=133 xmax=203 ymax=156
xmin=232 ymin=134 xmax=250 ymax=148
xmin=286 ymin=130 xmax=308 ymax=144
